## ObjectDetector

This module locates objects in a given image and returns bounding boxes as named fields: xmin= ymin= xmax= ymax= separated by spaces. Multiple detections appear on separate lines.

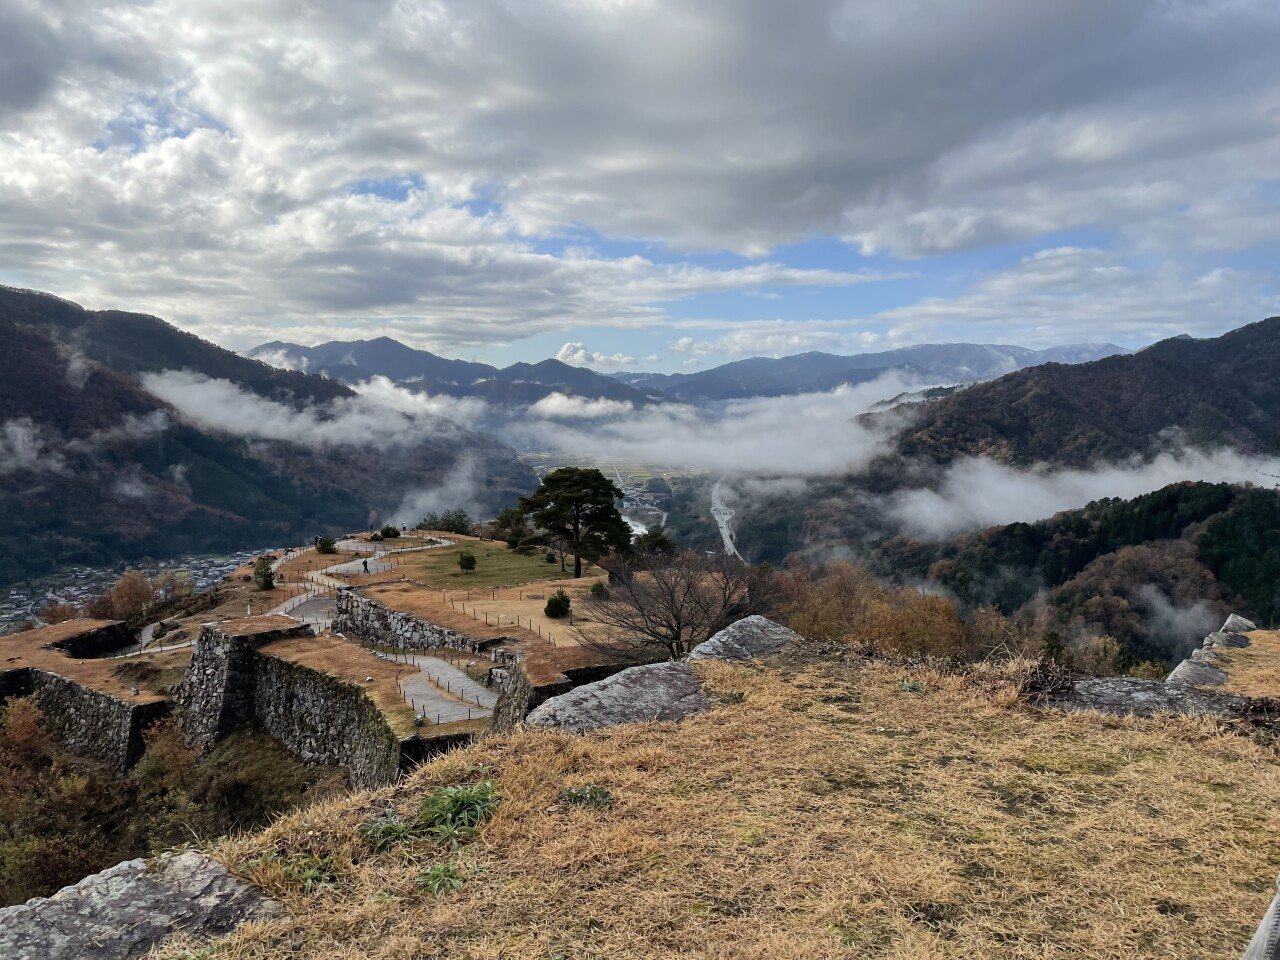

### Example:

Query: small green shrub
xmin=457 ymin=551 xmax=477 ymax=574
xmin=545 ymin=551 xmax=558 ymax=563
xmin=281 ymin=853 xmax=339 ymax=893
xmin=557 ymin=785 xmax=614 ymax=808
xmin=380 ymin=525 xmax=401 ymax=538
xmin=419 ymin=781 xmax=500 ymax=838
xmin=544 ymin=588 xmax=571 ymax=619
xmin=716 ymin=691 xmax=746 ymax=705
xmin=896 ymin=678 xmax=925 ymax=694
xmin=369 ymin=532 xmax=383 ymax=542
xmin=316 ymin=536 xmax=337 ymax=555
xmin=360 ymin=813 xmax=422 ymax=850
xmin=589 ymin=581 xmax=609 ymax=599
xmin=416 ymin=861 xmax=464 ymax=896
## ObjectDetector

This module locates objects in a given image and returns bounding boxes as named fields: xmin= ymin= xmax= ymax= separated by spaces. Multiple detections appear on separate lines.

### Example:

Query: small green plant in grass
xmin=544 ymin=588 xmax=571 ymax=619
xmin=419 ymin=780 xmax=500 ymax=837
xmin=380 ymin=525 xmax=401 ymax=538
xmin=557 ymin=784 xmax=614 ymax=808
xmin=369 ymin=532 xmax=383 ymax=542
xmin=416 ymin=861 xmax=465 ymax=896
xmin=316 ymin=535 xmax=337 ymax=555
xmin=589 ymin=580 xmax=609 ymax=599
xmin=360 ymin=813 xmax=423 ymax=850
xmin=281 ymin=852 xmax=339 ymax=893
xmin=457 ymin=551 xmax=477 ymax=574
xmin=545 ymin=551 xmax=558 ymax=563
xmin=716 ymin=690 xmax=746 ymax=704
xmin=896 ymin=678 xmax=925 ymax=694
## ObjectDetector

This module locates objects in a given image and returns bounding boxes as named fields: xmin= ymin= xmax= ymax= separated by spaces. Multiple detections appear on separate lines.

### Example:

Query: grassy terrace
xmin=1210 ymin=629 xmax=1280 ymax=698
xmin=0 ymin=620 xmax=190 ymax=703
xmin=162 ymin=650 xmax=1280 ymax=959
xmin=388 ymin=540 xmax=600 ymax=590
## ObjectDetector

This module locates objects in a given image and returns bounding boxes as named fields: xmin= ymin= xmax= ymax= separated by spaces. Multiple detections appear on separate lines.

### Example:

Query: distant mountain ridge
xmin=251 ymin=336 xmax=1130 ymax=407
xmin=891 ymin=318 xmax=1280 ymax=467
xmin=0 ymin=287 xmax=534 ymax=585
xmin=611 ymin=341 xmax=1130 ymax=402
xmin=249 ymin=338 xmax=660 ymax=407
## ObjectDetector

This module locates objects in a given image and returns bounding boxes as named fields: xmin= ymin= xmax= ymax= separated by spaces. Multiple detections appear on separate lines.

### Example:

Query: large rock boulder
xmin=0 ymin=851 xmax=278 ymax=960
xmin=1061 ymin=677 xmax=1247 ymax=719
xmin=1224 ymin=613 xmax=1259 ymax=634
xmin=525 ymin=616 xmax=799 ymax=734
xmin=688 ymin=615 xmax=800 ymax=662
xmin=525 ymin=661 xmax=710 ymax=734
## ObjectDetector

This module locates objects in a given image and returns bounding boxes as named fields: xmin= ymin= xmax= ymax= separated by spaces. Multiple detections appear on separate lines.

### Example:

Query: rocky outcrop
xmin=1243 ymin=876 xmax=1280 ymax=959
xmin=1059 ymin=613 xmax=1265 ymax=719
xmin=0 ymin=851 xmax=277 ymax=960
xmin=1063 ymin=676 xmax=1247 ymax=718
xmin=688 ymin=615 xmax=800 ymax=662
xmin=525 ymin=661 xmax=710 ymax=733
xmin=525 ymin=617 xmax=799 ymax=734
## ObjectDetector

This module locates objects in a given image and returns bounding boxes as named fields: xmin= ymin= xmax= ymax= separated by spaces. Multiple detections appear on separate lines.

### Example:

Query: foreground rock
xmin=525 ymin=661 xmax=710 ymax=733
xmin=525 ymin=617 xmax=799 ymax=733
xmin=687 ymin=615 xmax=800 ymax=662
xmin=1057 ymin=613 xmax=1266 ymax=720
xmin=0 ymin=851 xmax=278 ymax=960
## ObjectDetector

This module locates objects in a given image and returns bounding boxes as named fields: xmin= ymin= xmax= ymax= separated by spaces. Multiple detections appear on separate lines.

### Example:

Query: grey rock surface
xmin=0 ymin=851 xmax=278 ymax=960
xmin=1060 ymin=677 xmax=1247 ymax=718
xmin=688 ymin=615 xmax=801 ymax=662
xmin=1165 ymin=659 xmax=1229 ymax=689
xmin=525 ymin=661 xmax=710 ymax=734
xmin=1224 ymin=613 xmax=1259 ymax=634
xmin=1242 ymin=876 xmax=1280 ymax=959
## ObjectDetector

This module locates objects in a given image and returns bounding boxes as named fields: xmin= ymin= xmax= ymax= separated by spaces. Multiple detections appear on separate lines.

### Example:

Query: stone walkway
xmin=372 ymin=651 xmax=494 ymax=724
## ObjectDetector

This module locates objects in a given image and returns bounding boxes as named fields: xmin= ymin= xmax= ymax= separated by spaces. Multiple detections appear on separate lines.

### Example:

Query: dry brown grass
xmin=0 ymin=620 xmax=190 ymax=703
xmin=154 ymin=654 xmax=1280 ymax=959
xmin=1214 ymin=630 xmax=1280 ymax=698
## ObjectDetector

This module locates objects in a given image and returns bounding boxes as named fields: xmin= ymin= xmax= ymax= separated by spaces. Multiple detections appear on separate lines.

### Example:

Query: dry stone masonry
xmin=175 ymin=616 xmax=407 ymax=789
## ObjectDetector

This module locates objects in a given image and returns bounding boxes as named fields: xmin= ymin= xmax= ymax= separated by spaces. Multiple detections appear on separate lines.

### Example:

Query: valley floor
xmin=158 ymin=648 xmax=1280 ymax=959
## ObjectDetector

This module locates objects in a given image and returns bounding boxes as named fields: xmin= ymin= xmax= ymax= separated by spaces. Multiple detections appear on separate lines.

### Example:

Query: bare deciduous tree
xmin=578 ymin=548 xmax=774 ymax=661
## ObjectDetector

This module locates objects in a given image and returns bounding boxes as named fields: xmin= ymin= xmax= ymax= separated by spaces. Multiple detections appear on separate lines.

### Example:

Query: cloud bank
xmin=142 ymin=370 xmax=466 ymax=449
xmin=889 ymin=448 xmax=1280 ymax=539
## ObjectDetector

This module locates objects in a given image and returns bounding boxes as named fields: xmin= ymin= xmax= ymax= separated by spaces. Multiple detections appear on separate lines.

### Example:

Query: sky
xmin=2 ymin=0 xmax=1280 ymax=373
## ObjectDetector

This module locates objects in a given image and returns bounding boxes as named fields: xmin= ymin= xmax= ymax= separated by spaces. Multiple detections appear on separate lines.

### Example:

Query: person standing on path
xmin=362 ymin=559 xmax=369 ymax=574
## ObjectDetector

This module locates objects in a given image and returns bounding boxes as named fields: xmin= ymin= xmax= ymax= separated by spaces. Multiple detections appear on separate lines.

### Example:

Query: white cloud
xmin=889 ymin=448 xmax=1280 ymax=539
xmin=0 ymin=418 xmax=68 ymax=476
xmin=515 ymin=374 xmax=918 ymax=475
xmin=528 ymin=393 xmax=635 ymax=420
xmin=555 ymin=342 xmax=638 ymax=370
xmin=141 ymin=369 xmax=466 ymax=449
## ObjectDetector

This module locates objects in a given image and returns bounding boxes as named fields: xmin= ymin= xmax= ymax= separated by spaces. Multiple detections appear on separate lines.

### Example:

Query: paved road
xmin=710 ymin=477 xmax=743 ymax=561
xmin=325 ymin=557 xmax=392 ymax=576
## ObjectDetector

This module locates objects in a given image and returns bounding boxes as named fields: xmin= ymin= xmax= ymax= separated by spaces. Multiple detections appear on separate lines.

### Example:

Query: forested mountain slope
xmin=892 ymin=319 xmax=1280 ymax=467
xmin=0 ymin=288 xmax=534 ymax=584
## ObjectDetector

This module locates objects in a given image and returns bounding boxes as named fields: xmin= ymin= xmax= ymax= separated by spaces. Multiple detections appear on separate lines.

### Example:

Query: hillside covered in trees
xmin=0 ymin=287 xmax=534 ymax=584
xmin=889 ymin=319 xmax=1280 ymax=468
xmin=870 ymin=481 xmax=1280 ymax=665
